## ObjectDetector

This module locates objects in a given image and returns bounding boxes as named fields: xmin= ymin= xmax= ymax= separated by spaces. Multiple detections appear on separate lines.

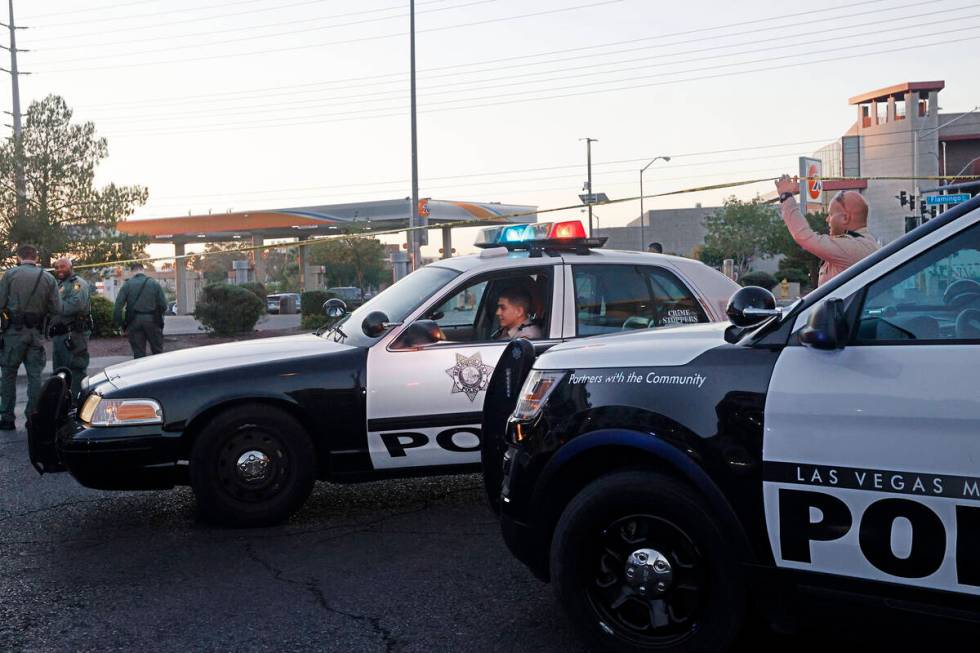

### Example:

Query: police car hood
xmin=101 ymin=333 xmax=354 ymax=389
xmin=535 ymin=322 xmax=730 ymax=370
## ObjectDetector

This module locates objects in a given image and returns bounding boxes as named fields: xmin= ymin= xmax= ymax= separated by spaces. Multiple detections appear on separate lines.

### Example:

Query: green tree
xmin=190 ymin=242 xmax=249 ymax=285
xmin=307 ymin=235 xmax=386 ymax=289
xmin=702 ymin=197 xmax=781 ymax=274
xmin=0 ymin=95 xmax=148 ymax=265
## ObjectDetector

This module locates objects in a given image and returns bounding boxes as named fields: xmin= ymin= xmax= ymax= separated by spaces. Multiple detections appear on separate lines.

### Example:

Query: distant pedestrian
xmin=776 ymin=175 xmax=879 ymax=286
xmin=0 ymin=244 xmax=61 ymax=430
xmin=50 ymin=257 xmax=92 ymax=402
xmin=647 ymin=242 xmax=663 ymax=254
xmin=113 ymin=262 xmax=167 ymax=358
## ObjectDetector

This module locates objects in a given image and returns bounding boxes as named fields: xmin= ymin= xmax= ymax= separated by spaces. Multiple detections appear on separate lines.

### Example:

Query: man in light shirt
xmin=776 ymin=175 xmax=879 ymax=286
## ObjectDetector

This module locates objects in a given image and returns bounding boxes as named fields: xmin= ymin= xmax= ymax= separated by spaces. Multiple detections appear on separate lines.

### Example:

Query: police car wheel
xmin=550 ymin=471 xmax=744 ymax=652
xmin=189 ymin=406 xmax=316 ymax=528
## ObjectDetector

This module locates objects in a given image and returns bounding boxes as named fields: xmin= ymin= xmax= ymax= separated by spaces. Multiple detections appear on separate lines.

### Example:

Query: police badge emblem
xmin=445 ymin=352 xmax=494 ymax=402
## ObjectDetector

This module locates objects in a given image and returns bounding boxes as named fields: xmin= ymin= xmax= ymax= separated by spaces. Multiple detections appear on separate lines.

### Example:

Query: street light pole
xmin=639 ymin=155 xmax=670 ymax=251
xmin=580 ymin=137 xmax=598 ymax=236
xmin=408 ymin=0 xmax=421 ymax=271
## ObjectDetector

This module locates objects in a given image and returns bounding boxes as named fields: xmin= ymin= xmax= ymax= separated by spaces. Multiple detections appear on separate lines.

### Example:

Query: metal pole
xmin=586 ymin=138 xmax=594 ymax=237
xmin=6 ymin=0 xmax=25 ymax=221
xmin=408 ymin=0 xmax=420 ymax=271
xmin=639 ymin=170 xmax=644 ymax=251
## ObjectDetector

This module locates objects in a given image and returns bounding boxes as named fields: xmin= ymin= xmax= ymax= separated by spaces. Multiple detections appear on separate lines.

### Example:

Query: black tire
xmin=550 ymin=471 xmax=745 ymax=652
xmin=190 ymin=405 xmax=316 ymax=527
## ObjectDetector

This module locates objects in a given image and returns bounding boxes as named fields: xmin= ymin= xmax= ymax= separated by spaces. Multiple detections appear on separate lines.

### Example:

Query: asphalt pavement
xmin=0 ymin=358 xmax=975 ymax=651
xmin=164 ymin=313 xmax=301 ymax=335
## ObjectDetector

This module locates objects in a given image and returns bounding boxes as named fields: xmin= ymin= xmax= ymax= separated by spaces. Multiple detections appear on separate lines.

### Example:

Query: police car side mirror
xmin=362 ymin=311 xmax=391 ymax=337
xmin=726 ymin=286 xmax=778 ymax=327
xmin=799 ymin=298 xmax=848 ymax=350
xmin=391 ymin=320 xmax=446 ymax=350
xmin=323 ymin=298 xmax=348 ymax=319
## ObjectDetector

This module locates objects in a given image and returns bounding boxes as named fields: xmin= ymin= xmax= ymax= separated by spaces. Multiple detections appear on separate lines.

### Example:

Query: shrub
xmin=301 ymin=314 xmax=329 ymax=331
xmin=739 ymin=271 xmax=778 ymax=290
xmin=300 ymin=290 xmax=330 ymax=316
xmin=239 ymin=282 xmax=268 ymax=305
xmin=193 ymin=283 xmax=264 ymax=336
xmin=90 ymin=294 xmax=120 ymax=338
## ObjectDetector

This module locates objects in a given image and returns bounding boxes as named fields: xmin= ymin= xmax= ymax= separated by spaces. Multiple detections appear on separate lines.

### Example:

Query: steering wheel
xmin=943 ymin=279 xmax=980 ymax=309
xmin=956 ymin=309 xmax=980 ymax=339
xmin=621 ymin=316 xmax=651 ymax=330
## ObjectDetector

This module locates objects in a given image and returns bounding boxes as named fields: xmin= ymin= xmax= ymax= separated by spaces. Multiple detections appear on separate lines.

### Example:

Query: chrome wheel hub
xmin=236 ymin=450 xmax=271 ymax=483
xmin=624 ymin=548 xmax=673 ymax=597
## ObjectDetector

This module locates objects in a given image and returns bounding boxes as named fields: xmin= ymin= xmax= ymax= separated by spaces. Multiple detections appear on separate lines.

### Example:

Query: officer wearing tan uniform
xmin=0 ymin=245 xmax=61 ymax=430
xmin=492 ymin=286 xmax=543 ymax=340
xmin=776 ymin=175 xmax=880 ymax=286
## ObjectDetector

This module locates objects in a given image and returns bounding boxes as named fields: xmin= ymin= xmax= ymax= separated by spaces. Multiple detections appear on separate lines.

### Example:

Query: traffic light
xmin=919 ymin=199 xmax=928 ymax=218
xmin=898 ymin=190 xmax=908 ymax=207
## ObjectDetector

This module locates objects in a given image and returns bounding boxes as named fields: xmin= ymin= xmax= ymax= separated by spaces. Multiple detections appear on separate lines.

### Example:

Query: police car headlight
xmin=512 ymin=370 xmax=565 ymax=421
xmin=80 ymin=396 xmax=163 ymax=427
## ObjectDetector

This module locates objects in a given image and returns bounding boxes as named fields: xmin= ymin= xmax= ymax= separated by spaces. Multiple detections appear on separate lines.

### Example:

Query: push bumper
xmin=28 ymin=374 xmax=183 ymax=490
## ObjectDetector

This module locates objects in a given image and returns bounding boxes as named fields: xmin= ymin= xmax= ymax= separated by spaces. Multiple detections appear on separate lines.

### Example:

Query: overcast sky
xmin=11 ymin=0 xmax=980 ymax=257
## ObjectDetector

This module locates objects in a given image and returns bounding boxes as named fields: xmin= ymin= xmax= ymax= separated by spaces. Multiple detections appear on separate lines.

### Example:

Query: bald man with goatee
xmin=776 ymin=175 xmax=880 ymax=286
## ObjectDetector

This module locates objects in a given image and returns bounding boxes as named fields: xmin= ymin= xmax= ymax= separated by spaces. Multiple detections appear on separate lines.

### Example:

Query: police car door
xmin=365 ymin=265 xmax=562 ymax=470
xmin=764 ymin=215 xmax=980 ymax=596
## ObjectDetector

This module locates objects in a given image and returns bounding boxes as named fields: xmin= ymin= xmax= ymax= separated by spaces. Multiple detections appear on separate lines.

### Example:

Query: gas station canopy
xmin=117 ymin=198 xmax=538 ymax=243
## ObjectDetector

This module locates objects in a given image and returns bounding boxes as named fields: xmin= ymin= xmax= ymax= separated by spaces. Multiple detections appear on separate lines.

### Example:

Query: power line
xmin=86 ymin=8 xmax=979 ymax=125
xmin=33 ymin=0 xmax=332 ymax=29
xmin=34 ymin=0 xmax=495 ymax=54
xmin=67 ymin=0 xmax=931 ymax=109
xmin=34 ymin=1 xmax=634 ymax=73
xmin=98 ymin=25 xmax=980 ymax=136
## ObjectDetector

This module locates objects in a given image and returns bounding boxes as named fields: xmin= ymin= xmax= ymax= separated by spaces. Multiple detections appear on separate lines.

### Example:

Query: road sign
xmin=578 ymin=193 xmax=609 ymax=205
xmin=798 ymin=157 xmax=822 ymax=212
xmin=926 ymin=193 xmax=971 ymax=206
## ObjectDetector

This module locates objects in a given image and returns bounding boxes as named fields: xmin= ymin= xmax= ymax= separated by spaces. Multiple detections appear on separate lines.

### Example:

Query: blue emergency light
xmin=474 ymin=220 xmax=604 ymax=255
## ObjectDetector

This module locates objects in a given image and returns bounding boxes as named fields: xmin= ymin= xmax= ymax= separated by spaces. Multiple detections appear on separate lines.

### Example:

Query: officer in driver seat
xmin=492 ymin=285 xmax=543 ymax=340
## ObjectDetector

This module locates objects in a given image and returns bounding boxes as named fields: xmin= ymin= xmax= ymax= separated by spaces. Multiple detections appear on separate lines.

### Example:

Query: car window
xmin=414 ymin=267 xmax=552 ymax=344
xmin=855 ymin=221 xmax=980 ymax=343
xmin=573 ymin=264 xmax=708 ymax=336
xmin=431 ymin=281 xmax=488 ymax=328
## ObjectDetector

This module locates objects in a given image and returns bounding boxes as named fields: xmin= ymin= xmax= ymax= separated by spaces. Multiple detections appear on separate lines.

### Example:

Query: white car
xmin=29 ymin=220 xmax=740 ymax=526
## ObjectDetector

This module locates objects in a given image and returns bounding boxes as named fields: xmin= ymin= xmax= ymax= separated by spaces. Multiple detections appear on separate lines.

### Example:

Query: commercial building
xmin=815 ymin=81 xmax=980 ymax=244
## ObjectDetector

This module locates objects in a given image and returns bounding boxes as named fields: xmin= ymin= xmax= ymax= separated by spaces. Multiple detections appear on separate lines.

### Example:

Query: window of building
xmin=918 ymin=92 xmax=930 ymax=117
xmin=876 ymin=101 xmax=888 ymax=124
xmin=842 ymin=136 xmax=860 ymax=178
xmin=894 ymin=98 xmax=906 ymax=121
xmin=860 ymin=104 xmax=872 ymax=128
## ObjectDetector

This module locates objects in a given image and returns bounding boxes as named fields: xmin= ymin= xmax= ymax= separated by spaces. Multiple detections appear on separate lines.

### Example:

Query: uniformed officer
xmin=113 ymin=262 xmax=167 ymax=358
xmin=492 ymin=286 xmax=543 ymax=340
xmin=776 ymin=175 xmax=880 ymax=286
xmin=50 ymin=257 xmax=91 ymax=401
xmin=0 ymin=244 xmax=61 ymax=430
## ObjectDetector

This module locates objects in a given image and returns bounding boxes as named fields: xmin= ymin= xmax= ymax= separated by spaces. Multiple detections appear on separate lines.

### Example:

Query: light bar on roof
xmin=472 ymin=220 xmax=604 ymax=252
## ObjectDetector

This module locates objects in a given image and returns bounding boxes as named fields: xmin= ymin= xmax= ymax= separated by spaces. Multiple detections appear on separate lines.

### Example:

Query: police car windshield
xmin=322 ymin=266 xmax=459 ymax=346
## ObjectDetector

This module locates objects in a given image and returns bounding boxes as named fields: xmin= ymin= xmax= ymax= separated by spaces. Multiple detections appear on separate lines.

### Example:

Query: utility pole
xmin=580 ymin=137 xmax=597 ymax=236
xmin=408 ymin=0 xmax=421 ymax=271
xmin=2 ymin=0 xmax=28 ymax=222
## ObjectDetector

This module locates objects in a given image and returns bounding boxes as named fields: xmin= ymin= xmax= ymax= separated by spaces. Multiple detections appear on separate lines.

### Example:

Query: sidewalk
xmin=17 ymin=355 xmax=132 ymax=378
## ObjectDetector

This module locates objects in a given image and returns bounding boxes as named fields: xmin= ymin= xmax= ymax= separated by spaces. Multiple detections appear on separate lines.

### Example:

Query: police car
xmin=27 ymin=220 xmax=738 ymax=527
xmin=491 ymin=196 xmax=980 ymax=651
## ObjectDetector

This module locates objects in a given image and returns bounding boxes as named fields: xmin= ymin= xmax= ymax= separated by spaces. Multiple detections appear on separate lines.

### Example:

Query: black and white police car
xmin=27 ymin=220 xmax=739 ymax=527
xmin=490 ymin=196 xmax=980 ymax=651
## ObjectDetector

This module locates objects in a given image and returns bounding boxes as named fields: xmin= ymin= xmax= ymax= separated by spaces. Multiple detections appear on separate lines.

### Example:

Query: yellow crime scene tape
xmin=69 ymin=173 xmax=980 ymax=272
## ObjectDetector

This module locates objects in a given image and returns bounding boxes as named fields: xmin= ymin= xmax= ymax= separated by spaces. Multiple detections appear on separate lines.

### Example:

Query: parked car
xmin=28 ymin=220 xmax=740 ymax=527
